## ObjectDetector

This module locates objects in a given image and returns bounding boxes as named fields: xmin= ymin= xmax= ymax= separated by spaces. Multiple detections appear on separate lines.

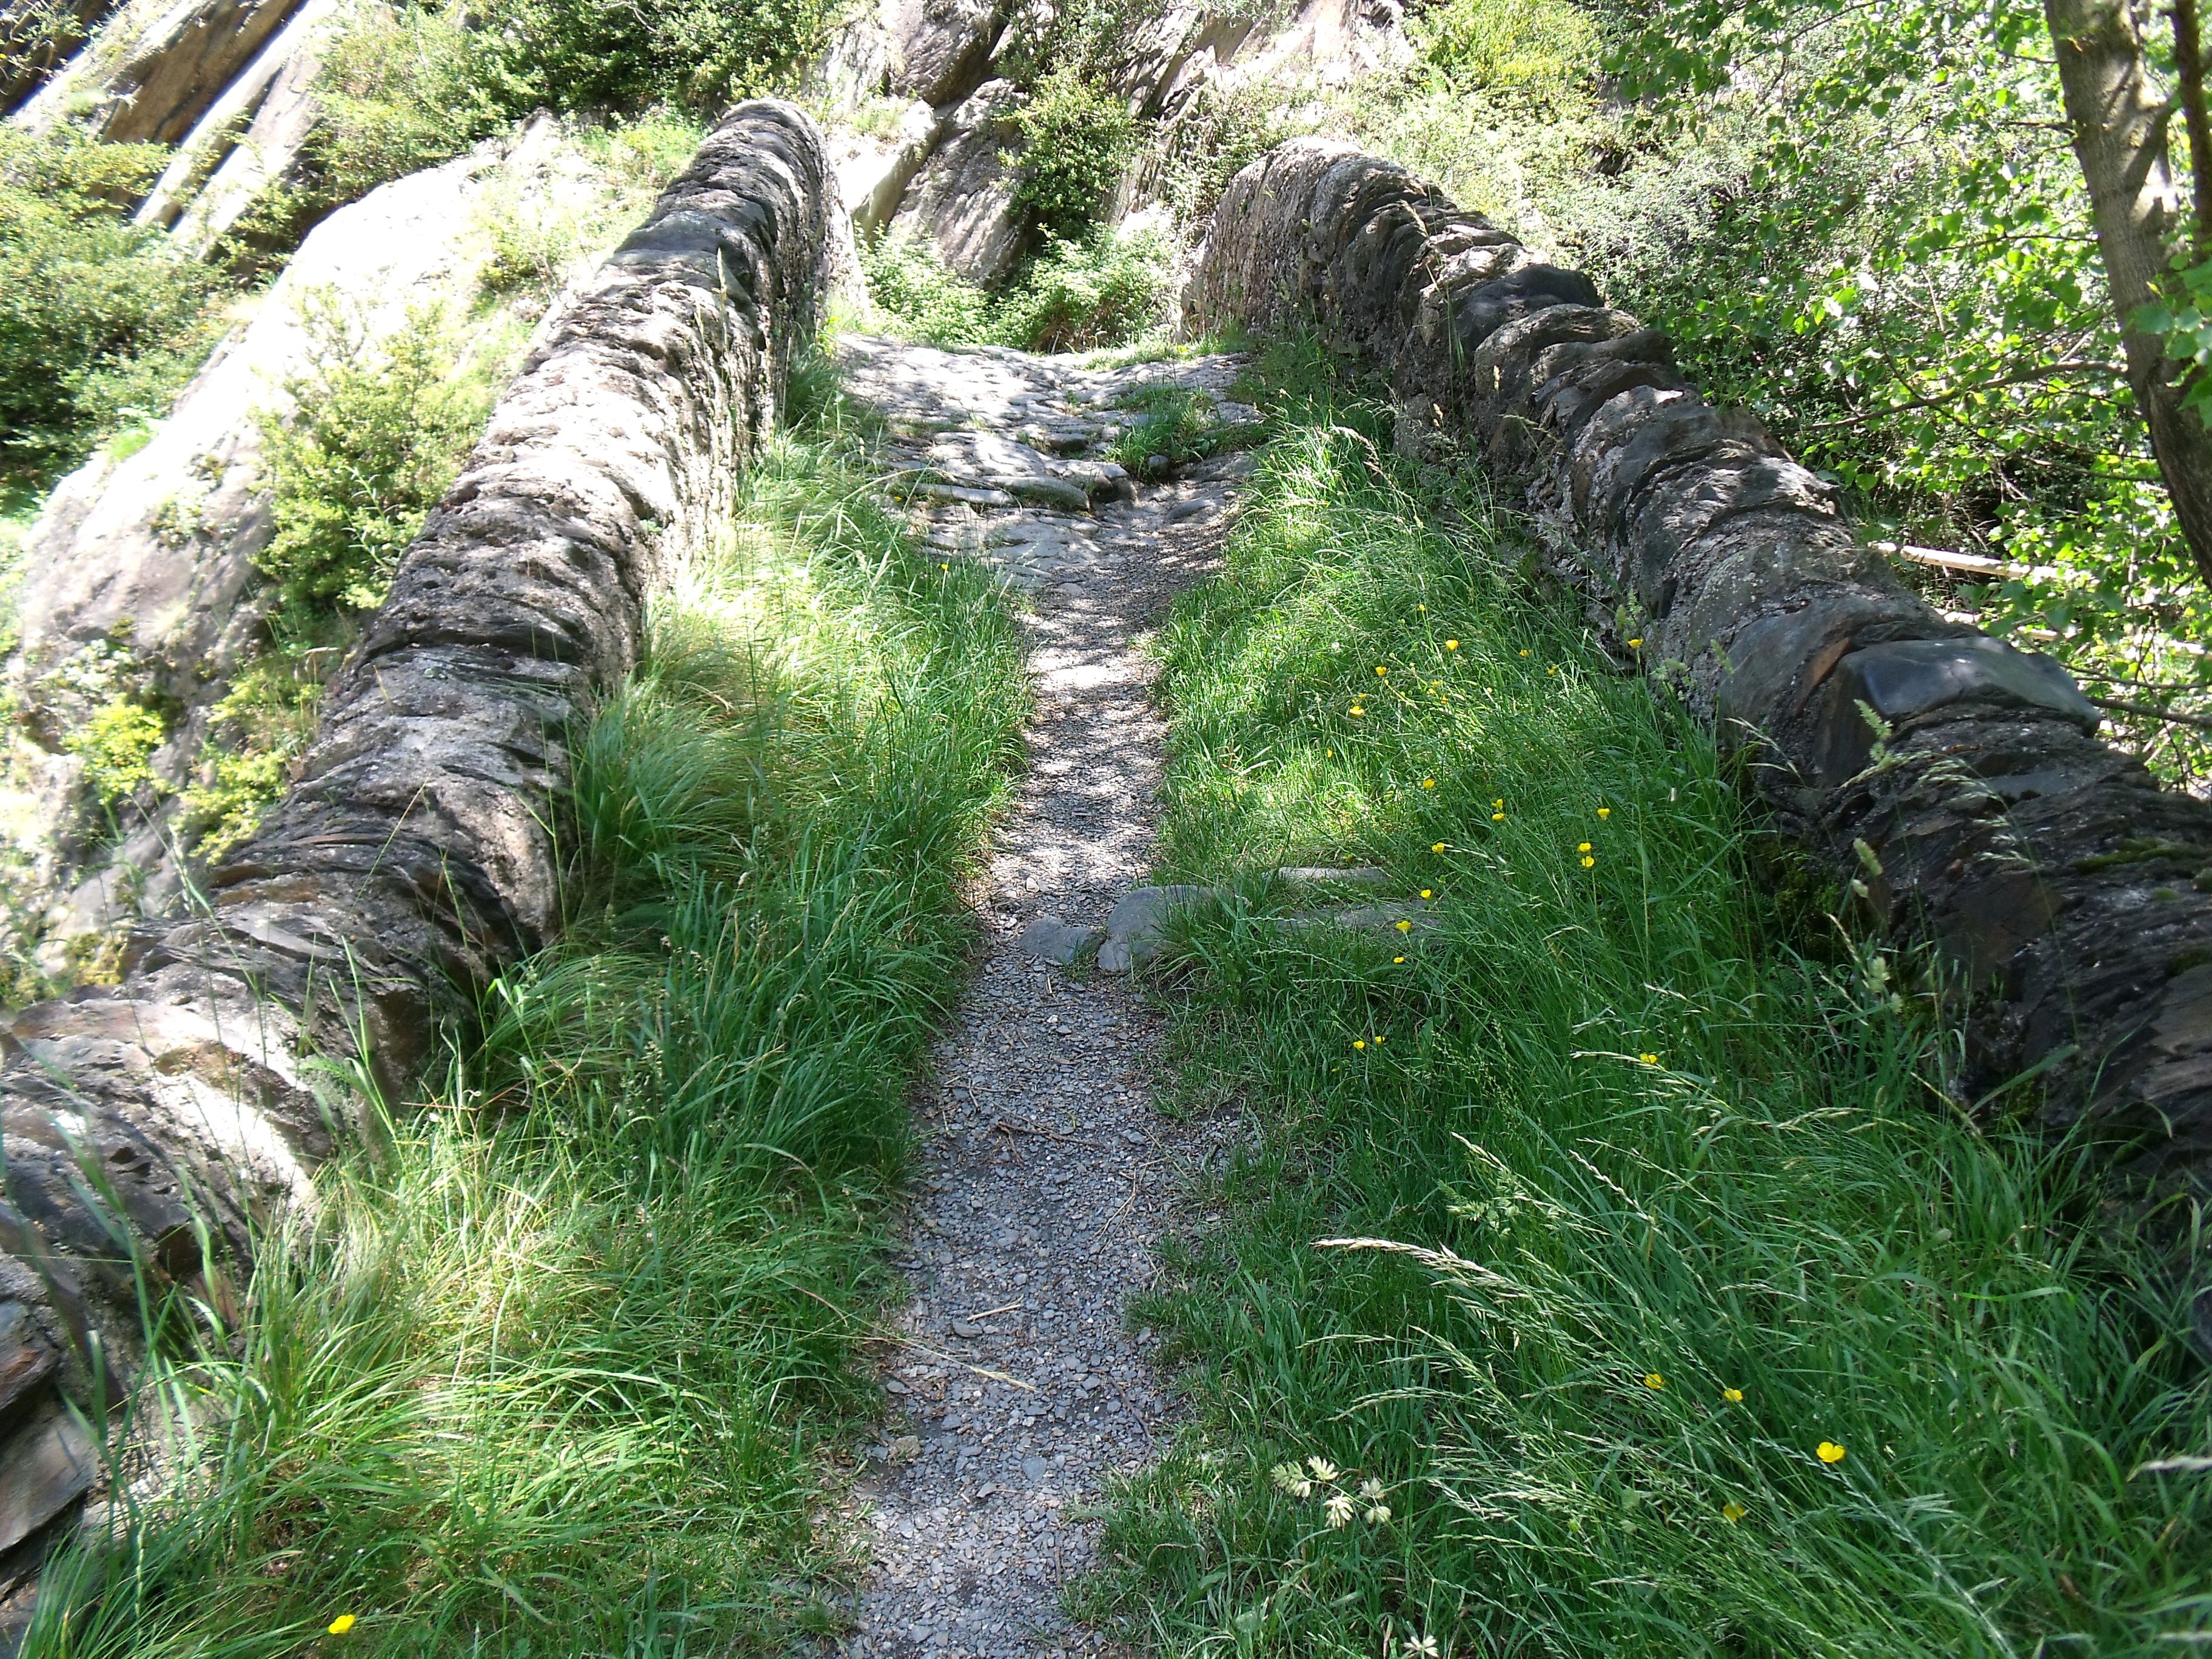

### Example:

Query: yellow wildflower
xmin=1432 ymin=842 xmax=1446 ymax=853
xmin=1420 ymin=888 xmax=1433 ymax=899
xmin=1393 ymin=955 xmax=1406 ymax=964
xmin=328 ymin=1616 xmax=358 ymax=1636
xmin=1643 ymin=1373 xmax=1664 ymax=1390
xmin=1817 ymin=1441 xmax=1847 ymax=1464
xmin=1421 ymin=777 xmax=1435 ymax=788
xmin=1444 ymin=640 xmax=1459 ymax=650
xmin=1350 ymin=706 xmax=1366 ymax=717
xmin=1597 ymin=806 xmax=1610 ymax=819
xmin=1638 ymin=1053 xmax=1659 ymax=1065
xmin=1395 ymin=919 xmax=1412 ymax=933
xmin=1724 ymin=1387 xmax=1744 ymax=1404
xmin=1627 ymin=637 xmax=1643 ymax=648
xmin=1519 ymin=649 xmax=1531 ymax=657
xmin=1580 ymin=856 xmax=1595 ymax=868
xmin=1353 ymin=1039 xmax=1366 ymax=1050
xmin=1376 ymin=665 xmax=1388 ymax=675
xmin=1722 ymin=1500 xmax=1746 ymax=1523
xmin=1578 ymin=842 xmax=1592 ymax=852
xmin=1492 ymin=811 xmax=1505 ymax=821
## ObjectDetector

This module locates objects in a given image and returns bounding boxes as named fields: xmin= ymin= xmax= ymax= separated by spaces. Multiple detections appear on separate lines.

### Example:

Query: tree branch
xmin=2174 ymin=0 xmax=2212 ymax=250
xmin=1800 ymin=360 xmax=2128 ymax=430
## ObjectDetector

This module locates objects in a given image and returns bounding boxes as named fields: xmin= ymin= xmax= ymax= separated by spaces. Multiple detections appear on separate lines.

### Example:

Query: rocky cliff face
xmin=814 ymin=0 xmax=1409 ymax=275
xmin=0 ymin=99 xmax=840 ymax=1594
xmin=1189 ymin=138 xmax=2212 ymax=1309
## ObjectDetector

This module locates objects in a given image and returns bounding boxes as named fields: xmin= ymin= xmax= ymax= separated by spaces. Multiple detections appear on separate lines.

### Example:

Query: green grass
xmin=1085 ymin=346 xmax=2212 ymax=1656
xmin=24 ymin=412 xmax=1027 ymax=1655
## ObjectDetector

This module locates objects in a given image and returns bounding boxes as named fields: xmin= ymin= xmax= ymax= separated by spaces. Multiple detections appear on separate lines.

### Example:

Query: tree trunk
xmin=2046 ymin=0 xmax=2212 ymax=587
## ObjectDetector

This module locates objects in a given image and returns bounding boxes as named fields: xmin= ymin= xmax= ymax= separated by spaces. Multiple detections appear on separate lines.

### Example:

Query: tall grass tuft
xmin=25 ymin=426 xmax=1026 ymax=1655
xmin=1088 ymin=348 xmax=2212 ymax=1656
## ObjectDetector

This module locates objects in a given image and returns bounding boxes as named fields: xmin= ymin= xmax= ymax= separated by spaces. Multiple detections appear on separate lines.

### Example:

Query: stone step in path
xmin=828 ymin=336 xmax=1252 ymax=1659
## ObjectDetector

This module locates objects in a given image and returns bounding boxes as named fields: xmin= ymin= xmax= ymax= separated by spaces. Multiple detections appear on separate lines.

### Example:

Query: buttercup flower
xmin=1721 ymin=1500 xmax=1746 ymax=1523
xmin=1492 ymin=811 xmax=1506 ymax=821
xmin=1353 ymin=1039 xmax=1366 ymax=1050
xmin=1817 ymin=1441 xmax=1847 ymax=1464
xmin=1396 ymin=919 xmax=1412 ymax=932
xmin=1445 ymin=640 xmax=1459 ymax=650
xmin=1638 ymin=1053 xmax=1660 ymax=1065
xmin=1627 ymin=637 xmax=1643 ymax=648
xmin=1724 ymin=1387 xmax=1744 ymax=1404
xmin=1433 ymin=842 xmax=1446 ymax=853
xmin=328 ymin=1615 xmax=358 ymax=1636
xmin=1376 ymin=666 xmax=1388 ymax=676
xmin=1597 ymin=807 xmax=1611 ymax=819
xmin=1421 ymin=777 xmax=1435 ymax=788
xmin=1578 ymin=842 xmax=1592 ymax=853
xmin=1350 ymin=706 xmax=1366 ymax=717
xmin=1643 ymin=1373 xmax=1664 ymax=1390
xmin=1581 ymin=856 xmax=1595 ymax=868
xmin=1393 ymin=955 xmax=1406 ymax=964
xmin=1420 ymin=888 xmax=1433 ymax=899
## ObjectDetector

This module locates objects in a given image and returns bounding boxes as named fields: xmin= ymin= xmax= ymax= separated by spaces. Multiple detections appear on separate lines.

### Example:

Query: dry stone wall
xmin=0 ymin=99 xmax=837 ymax=1577
xmin=1188 ymin=139 xmax=2212 ymax=1301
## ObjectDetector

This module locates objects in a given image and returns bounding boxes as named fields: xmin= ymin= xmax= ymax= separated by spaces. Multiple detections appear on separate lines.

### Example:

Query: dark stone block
xmin=1815 ymin=637 xmax=2100 ymax=783
xmin=0 ymin=1402 xmax=92 ymax=1556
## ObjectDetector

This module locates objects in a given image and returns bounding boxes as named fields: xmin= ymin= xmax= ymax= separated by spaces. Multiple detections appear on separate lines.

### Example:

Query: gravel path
xmin=830 ymin=337 xmax=1250 ymax=1659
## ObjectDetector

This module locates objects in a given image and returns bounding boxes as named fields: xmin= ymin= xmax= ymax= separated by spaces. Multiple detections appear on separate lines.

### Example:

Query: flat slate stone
xmin=1098 ymin=884 xmax=1219 ymax=973
xmin=1016 ymin=916 xmax=1102 ymax=965
xmin=0 ymin=1400 xmax=93 ymax=1556
xmin=1275 ymin=866 xmax=1390 ymax=888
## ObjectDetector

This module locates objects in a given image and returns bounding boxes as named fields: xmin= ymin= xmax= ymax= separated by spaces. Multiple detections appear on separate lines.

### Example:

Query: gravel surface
xmin=828 ymin=337 xmax=1250 ymax=1659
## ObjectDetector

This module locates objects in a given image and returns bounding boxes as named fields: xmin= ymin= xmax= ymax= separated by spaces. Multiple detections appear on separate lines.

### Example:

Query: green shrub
xmin=253 ymin=303 xmax=491 ymax=615
xmin=1011 ymin=69 xmax=1138 ymax=241
xmin=64 ymin=693 xmax=166 ymax=808
xmin=863 ymin=226 xmax=1176 ymax=353
xmin=0 ymin=128 xmax=222 ymax=483
xmin=1411 ymin=0 xmax=1604 ymax=97
xmin=997 ymin=227 xmax=1178 ymax=352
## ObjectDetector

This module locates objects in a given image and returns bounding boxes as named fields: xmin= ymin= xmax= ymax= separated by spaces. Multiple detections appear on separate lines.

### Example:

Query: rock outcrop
xmin=1188 ymin=140 xmax=2212 ymax=1281
xmin=887 ymin=75 xmax=1028 ymax=283
xmin=15 ymin=0 xmax=310 ymax=144
xmin=129 ymin=0 xmax=333 ymax=246
xmin=0 ymin=0 xmax=122 ymax=111
xmin=0 ymin=99 xmax=838 ymax=1571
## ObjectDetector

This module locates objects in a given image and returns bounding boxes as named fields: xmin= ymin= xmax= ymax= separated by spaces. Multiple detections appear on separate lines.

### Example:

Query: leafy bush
xmin=64 ymin=694 xmax=166 ymax=808
xmin=863 ymin=226 xmax=1177 ymax=353
xmin=997 ymin=227 xmax=1178 ymax=352
xmin=0 ymin=128 xmax=221 ymax=483
xmin=1011 ymin=69 xmax=1138 ymax=241
xmin=1410 ymin=0 xmax=1603 ymax=98
xmin=253 ymin=303 xmax=491 ymax=615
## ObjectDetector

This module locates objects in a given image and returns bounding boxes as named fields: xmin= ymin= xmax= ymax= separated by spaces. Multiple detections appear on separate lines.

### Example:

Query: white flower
xmin=1324 ymin=1492 xmax=1355 ymax=1528
xmin=1269 ymin=1461 xmax=1312 ymax=1498
xmin=1307 ymin=1456 xmax=1341 ymax=1483
xmin=1366 ymin=1503 xmax=1392 ymax=1524
xmin=1359 ymin=1477 xmax=1386 ymax=1501
xmin=1407 ymin=1637 xmax=1441 ymax=1659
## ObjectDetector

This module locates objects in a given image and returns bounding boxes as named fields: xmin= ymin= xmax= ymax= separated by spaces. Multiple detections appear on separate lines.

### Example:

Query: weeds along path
xmin=830 ymin=335 xmax=1252 ymax=1658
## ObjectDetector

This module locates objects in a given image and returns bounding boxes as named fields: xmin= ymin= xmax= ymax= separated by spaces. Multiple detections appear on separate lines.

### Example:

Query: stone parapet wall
xmin=1188 ymin=139 xmax=2212 ymax=1292
xmin=0 ymin=99 xmax=837 ymax=1577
